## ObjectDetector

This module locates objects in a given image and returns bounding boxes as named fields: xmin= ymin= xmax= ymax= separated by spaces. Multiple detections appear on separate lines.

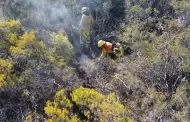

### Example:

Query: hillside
xmin=0 ymin=0 xmax=190 ymax=122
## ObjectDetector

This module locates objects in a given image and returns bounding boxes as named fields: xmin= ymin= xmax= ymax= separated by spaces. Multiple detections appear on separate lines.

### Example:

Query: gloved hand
xmin=114 ymin=48 xmax=120 ymax=53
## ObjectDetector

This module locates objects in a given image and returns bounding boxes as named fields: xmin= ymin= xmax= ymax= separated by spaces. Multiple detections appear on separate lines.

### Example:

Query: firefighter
xmin=79 ymin=7 xmax=94 ymax=44
xmin=98 ymin=40 xmax=124 ymax=59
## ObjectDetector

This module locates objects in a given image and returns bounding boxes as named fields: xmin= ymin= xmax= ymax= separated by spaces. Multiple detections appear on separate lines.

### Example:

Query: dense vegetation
xmin=0 ymin=0 xmax=190 ymax=122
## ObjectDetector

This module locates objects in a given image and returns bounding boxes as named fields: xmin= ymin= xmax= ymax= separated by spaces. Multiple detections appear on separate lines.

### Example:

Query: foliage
xmin=24 ymin=112 xmax=42 ymax=122
xmin=49 ymin=32 xmax=73 ymax=67
xmin=44 ymin=86 xmax=132 ymax=122
xmin=0 ymin=0 xmax=190 ymax=122
xmin=115 ymin=1 xmax=190 ymax=121
xmin=170 ymin=0 xmax=190 ymax=10
xmin=0 ymin=19 xmax=78 ymax=122
xmin=170 ymin=82 xmax=190 ymax=121
xmin=0 ymin=58 xmax=13 ymax=87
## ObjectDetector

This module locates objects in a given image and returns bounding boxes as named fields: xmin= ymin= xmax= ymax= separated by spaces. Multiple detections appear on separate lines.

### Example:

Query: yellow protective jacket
xmin=79 ymin=14 xmax=94 ymax=31
xmin=79 ymin=14 xmax=94 ymax=42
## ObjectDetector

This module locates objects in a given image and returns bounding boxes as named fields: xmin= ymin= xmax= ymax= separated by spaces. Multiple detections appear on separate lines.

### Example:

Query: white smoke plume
xmin=0 ymin=0 xmax=84 ymax=30
xmin=0 ymin=0 xmax=105 ymax=31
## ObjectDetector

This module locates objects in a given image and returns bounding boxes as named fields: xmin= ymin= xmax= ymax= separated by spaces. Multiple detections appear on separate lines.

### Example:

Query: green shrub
xmin=49 ymin=32 xmax=73 ymax=67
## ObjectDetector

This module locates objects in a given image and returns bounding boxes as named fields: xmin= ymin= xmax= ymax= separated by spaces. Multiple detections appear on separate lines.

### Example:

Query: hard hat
xmin=98 ymin=40 xmax=105 ymax=47
xmin=82 ymin=7 xmax=88 ymax=13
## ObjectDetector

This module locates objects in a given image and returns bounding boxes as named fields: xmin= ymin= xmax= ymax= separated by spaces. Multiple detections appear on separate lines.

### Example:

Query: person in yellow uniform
xmin=79 ymin=7 xmax=94 ymax=44
xmin=98 ymin=40 xmax=124 ymax=59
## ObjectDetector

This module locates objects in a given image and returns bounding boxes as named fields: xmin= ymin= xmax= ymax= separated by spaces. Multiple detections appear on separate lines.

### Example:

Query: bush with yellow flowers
xmin=0 ymin=19 xmax=47 ymax=86
xmin=0 ymin=58 xmax=13 ymax=87
xmin=0 ymin=19 xmax=78 ymax=122
xmin=0 ymin=20 xmax=22 ymax=50
xmin=44 ymin=86 xmax=133 ymax=122
xmin=9 ymin=31 xmax=46 ymax=56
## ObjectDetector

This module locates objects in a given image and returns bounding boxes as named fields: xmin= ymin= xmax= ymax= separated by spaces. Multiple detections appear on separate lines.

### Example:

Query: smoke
xmin=78 ymin=54 xmax=90 ymax=62
xmin=23 ymin=0 xmax=79 ymax=30
xmin=0 ymin=0 xmax=82 ymax=30
xmin=0 ymin=0 xmax=125 ymax=31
